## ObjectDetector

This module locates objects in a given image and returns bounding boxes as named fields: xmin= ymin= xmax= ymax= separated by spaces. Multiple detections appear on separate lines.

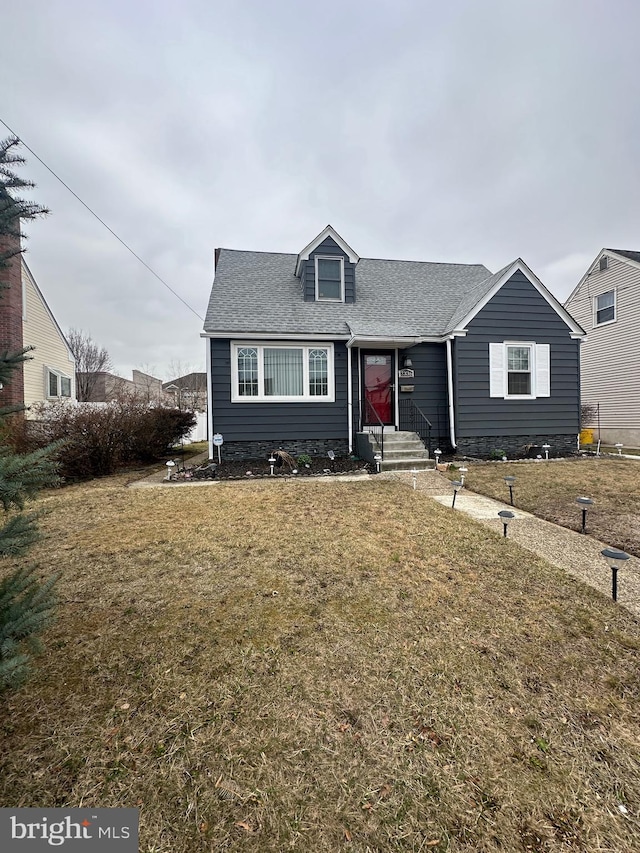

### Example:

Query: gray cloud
xmin=3 ymin=0 xmax=640 ymax=377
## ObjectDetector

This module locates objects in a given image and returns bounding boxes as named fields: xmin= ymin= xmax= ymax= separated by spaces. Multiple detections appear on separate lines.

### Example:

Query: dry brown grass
xmin=454 ymin=458 xmax=640 ymax=557
xmin=2 ymin=474 xmax=640 ymax=852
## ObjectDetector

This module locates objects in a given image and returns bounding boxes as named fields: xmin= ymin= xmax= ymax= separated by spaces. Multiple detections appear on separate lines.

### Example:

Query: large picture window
xmin=231 ymin=343 xmax=334 ymax=402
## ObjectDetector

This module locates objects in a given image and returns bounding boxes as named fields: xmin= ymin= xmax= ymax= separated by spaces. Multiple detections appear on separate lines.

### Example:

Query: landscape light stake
xmin=498 ymin=509 xmax=515 ymax=537
xmin=268 ymin=455 xmax=276 ymax=476
xmin=504 ymin=475 xmax=516 ymax=506
xmin=601 ymin=547 xmax=630 ymax=602
xmin=412 ymin=468 xmax=418 ymax=490
xmin=576 ymin=496 xmax=594 ymax=534
xmin=542 ymin=443 xmax=551 ymax=461
xmin=451 ymin=480 xmax=463 ymax=508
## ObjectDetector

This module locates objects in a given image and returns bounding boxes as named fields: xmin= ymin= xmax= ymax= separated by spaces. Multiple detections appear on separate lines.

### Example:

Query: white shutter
xmin=535 ymin=344 xmax=550 ymax=397
xmin=489 ymin=343 xmax=505 ymax=397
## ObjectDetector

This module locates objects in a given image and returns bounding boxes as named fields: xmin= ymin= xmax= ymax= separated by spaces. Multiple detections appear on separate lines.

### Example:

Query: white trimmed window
xmin=595 ymin=290 xmax=615 ymax=325
xmin=315 ymin=256 xmax=344 ymax=301
xmin=489 ymin=342 xmax=550 ymax=399
xmin=231 ymin=343 xmax=334 ymax=402
xmin=46 ymin=367 xmax=72 ymax=398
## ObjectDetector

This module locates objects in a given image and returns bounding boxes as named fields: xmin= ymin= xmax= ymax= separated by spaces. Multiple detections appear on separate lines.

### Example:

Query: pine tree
xmin=0 ymin=136 xmax=59 ymax=690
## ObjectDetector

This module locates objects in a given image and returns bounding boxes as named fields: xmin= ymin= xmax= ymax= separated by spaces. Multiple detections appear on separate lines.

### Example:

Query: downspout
xmin=206 ymin=336 xmax=214 ymax=460
xmin=446 ymin=337 xmax=457 ymax=449
xmin=347 ymin=344 xmax=353 ymax=453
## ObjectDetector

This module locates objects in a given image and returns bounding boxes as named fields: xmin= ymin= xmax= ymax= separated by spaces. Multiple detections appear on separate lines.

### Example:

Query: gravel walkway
xmin=382 ymin=469 xmax=640 ymax=619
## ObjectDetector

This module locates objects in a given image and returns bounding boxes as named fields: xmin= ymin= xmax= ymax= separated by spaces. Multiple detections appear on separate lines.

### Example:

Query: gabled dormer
xmin=295 ymin=225 xmax=359 ymax=303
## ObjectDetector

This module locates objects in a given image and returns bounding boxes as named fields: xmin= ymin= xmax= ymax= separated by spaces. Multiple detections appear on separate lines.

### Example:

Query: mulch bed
xmin=184 ymin=455 xmax=371 ymax=480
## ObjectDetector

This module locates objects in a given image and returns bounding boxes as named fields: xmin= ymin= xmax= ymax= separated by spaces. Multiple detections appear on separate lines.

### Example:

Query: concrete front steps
xmin=358 ymin=430 xmax=432 ymax=472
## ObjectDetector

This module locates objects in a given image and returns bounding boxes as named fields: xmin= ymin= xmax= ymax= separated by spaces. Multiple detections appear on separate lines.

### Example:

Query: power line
xmin=0 ymin=117 xmax=205 ymax=322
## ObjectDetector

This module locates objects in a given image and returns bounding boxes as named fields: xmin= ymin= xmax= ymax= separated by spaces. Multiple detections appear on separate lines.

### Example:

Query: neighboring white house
xmin=21 ymin=260 xmax=76 ymax=413
xmin=565 ymin=248 xmax=640 ymax=445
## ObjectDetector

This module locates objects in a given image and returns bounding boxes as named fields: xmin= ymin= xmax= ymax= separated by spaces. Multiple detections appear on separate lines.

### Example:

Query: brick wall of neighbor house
xmin=0 ymin=234 xmax=25 ymax=408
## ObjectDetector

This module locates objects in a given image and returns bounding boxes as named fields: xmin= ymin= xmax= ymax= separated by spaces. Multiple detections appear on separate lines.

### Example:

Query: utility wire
xmin=0 ymin=117 xmax=205 ymax=322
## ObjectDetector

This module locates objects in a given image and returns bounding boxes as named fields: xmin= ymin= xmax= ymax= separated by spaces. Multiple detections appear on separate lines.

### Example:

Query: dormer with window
xmin=295 ymin=225 xmax=359 ymax=303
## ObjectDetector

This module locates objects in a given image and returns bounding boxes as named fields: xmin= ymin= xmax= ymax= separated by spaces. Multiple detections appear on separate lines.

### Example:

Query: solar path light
xmin=412 ymin=468 xmax=418 ymax=490
xmin=451 ymin=480 xmax=463 ymax=508
xmin=374 ymin=453 xmax=382 ymax=474
xmin=434 ymin=448 xmax=442 ymax=466
xmin=542 ymin=443 xmax=551 ymax=460
xmin=268 ymin=455 xmax=276 ymax=476
xmin=576 ymin=496 xmax=593 ymax=534
xmin=504 ymin=475 xmax=516 ymax=506
xmin=615 ymin=443 xmax=624 ymax=456
xmin=601 ymin=547 xmax=630 ymax=602
xmin=165 ymin=460 xmax=176 ymax=481
xmin=459 ymin=466 xmax=468 ymax=485
xmin=498 ymin=510 xmax=515 ymax=537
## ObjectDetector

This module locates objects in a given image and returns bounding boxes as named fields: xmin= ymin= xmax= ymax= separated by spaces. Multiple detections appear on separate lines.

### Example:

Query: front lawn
xmin=452 ymin=457 xmax=640 ymax=556
xmin=1 ymin=475 xmax=639 ymax=852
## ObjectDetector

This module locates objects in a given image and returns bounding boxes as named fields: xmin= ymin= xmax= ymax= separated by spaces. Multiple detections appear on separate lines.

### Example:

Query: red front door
xmin=363 ymin=353 xmax=394 ymax=425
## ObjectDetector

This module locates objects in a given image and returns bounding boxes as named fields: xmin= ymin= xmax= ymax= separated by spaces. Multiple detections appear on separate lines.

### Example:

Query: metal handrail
xmin=399 ymin=398 xmax=432 ymax=454
xmin=364 ymin=399 xmax=385 ymax=458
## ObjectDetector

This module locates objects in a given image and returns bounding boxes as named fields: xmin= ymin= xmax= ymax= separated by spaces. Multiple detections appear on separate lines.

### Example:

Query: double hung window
xmin=489 ymin=342 xmax=550 ymax=399
xmin=595 ymin=290 xmax=615 ymax=325
xmin=315 ymin=257 xmax=344 ymax=301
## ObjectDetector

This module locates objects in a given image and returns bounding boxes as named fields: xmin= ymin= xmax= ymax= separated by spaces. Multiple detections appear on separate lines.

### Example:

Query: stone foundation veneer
xmin=213 ymin=438 xmax=350 ymax=462
xmin=455 ymin=433 xmax=578 ymax=458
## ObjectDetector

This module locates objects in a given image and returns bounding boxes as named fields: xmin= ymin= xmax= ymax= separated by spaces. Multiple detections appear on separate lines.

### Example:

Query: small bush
xmin=23 ymin=401 xmax=196 ymax=481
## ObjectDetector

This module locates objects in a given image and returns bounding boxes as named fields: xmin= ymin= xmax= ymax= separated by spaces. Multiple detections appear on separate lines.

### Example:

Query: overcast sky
xmin=3 ymin=0 xmax=639 ymax=378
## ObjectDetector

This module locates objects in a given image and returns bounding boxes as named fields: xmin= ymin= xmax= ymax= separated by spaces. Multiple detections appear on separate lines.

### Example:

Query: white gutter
xmin=206 ymin=336 xmax=214 ymax=460
xmin=446 ymin=337 xmax=457 ymax=449
xmin=347 ymin=345 xmax=353 ymax=453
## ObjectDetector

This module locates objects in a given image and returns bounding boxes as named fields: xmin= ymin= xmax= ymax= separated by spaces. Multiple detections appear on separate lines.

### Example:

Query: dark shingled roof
xmin=204 ymin=249 xmax=497 ymax=338
xmin=606 ymin=249 xmax=640 ymax=264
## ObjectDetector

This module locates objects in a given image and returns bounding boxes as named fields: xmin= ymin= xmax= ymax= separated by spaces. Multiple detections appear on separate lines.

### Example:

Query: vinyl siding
xmin=302 ymin=237 xmax=355 ymax=303
xmin=565 ymin=254 xmax=640 ymax=430
xmin=211 ymin=338 xmax=349 ymax=441
xmin=21 ymin=264 xmax=75 ymax=412
xmin=400 ymin=343 xmax=449 ymax=441
xmin=455 ymin=271 xmax=580 ymax=437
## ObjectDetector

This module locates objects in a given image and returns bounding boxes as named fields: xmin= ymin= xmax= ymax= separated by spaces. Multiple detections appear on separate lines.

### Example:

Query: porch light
xmin=268 ymin=455 xmax=276 ymax=476
xmin=576 ymin=496 xmax=593 ymax=534
xmin=498 ymin=509 xmax=515 ymax=537
xmin=402 ymin=356 xmax=413 ymax=368
xmin=374 ymin=453 xmax=382 ymax=474
xmin=451 ymin=480 xmax=463 ymax=508
xmin=615 ymin=443 xmax=623 ymax=455
xmin=601 ymin=547 xmax=630 ymax=601
xmin=459 ymin=467 xmax=468 ymax=485
xmin=542 ymin=443 xmax=551 ymax=460
xmin=165 ymin=460 xmax=176 ymax=481
xmin=412 ymin=468 xmax=418 ymax=490
xmin=504 ymin=475 xmax=516 ymax=506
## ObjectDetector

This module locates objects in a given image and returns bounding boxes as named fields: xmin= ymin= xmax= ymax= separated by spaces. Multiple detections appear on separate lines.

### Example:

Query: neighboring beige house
xmin=21 ymin=260 xmax=76 ymax=413
xmin=565 ymin=248 xmax=640 ymax=445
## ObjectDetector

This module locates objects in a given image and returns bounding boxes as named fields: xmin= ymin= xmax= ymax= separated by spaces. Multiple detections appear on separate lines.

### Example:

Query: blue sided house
xmin=203 ymin=226 xmax=584 ymax=467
